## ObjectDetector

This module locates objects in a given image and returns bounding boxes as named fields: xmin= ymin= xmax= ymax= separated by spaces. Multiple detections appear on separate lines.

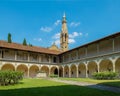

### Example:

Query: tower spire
xmin=62 ymin=12 xmax=67 ymax=24
xmin=63 ymin=12 xmax=66 ymax=18
xmin=60 ymin=13 xmax=69 ymax=52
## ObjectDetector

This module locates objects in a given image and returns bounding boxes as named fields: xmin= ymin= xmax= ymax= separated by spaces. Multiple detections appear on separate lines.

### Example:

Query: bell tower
xmin=60 ymin=13 xmax=69 ymax=52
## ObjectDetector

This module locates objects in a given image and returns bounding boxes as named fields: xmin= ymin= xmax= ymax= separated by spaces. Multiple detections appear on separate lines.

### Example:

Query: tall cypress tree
xmin=8 ymin=33 xmax=12 ymax=43
xmin=23 ymin=38 xmax=27 ymax=46
xmin=29 ymin=43 xmax=33 ymax=47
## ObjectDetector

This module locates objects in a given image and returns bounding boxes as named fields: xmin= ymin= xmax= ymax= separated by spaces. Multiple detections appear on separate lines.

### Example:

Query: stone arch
xmin=59 ymin=66 xmax=63 ymax=77
xmin=71 ymin=64 xmax=77 ymax=78
xmin=29 ymin=65 xmax=39 ymax=78
xmin=64 ymin=65 xmax=69 ymax=77
xmin=88 ymin=61 xmax=98 ymax=78
xmin=41 ymin=66 xmax=49 ymax=76
xmin=78 ymin=63 xmax=86 ymax=78
xmin=50 ymin=66 xmax=58 ymax=75
xmin=16 ymin=64 xmax=28 ymax=78
xmin=99 ymin=59 xmax=113 ymax=72
xmin=1 ymin=63 xmax=15 ymax=71
xmin=115 ymin=58 xmax=120 ymax=77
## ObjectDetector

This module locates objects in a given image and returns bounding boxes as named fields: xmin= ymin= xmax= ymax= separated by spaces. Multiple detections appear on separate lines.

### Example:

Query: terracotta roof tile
xmin=60 ymin=32 xmax=120 ymax=54
xmin=0 ymin=40 xmax=61 ymax=55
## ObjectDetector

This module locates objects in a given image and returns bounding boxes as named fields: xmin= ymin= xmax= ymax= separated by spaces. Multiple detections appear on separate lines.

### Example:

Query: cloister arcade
xmin=0 ymin=55 xmax=120 ymax=78
xmin=78 ymin=63 xmax=86 ymax=78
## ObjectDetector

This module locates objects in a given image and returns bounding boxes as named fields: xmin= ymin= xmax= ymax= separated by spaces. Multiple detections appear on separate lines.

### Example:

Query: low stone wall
xmin=36 ymin=72 xmax=47 ymax=78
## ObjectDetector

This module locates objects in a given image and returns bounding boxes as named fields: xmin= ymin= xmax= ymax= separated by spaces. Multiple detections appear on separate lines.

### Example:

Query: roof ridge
xmin=0 ymin=40 xmax=61 ymax=54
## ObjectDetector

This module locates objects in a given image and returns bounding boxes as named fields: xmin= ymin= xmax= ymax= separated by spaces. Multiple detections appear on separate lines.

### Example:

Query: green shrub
xmin=92 ymin=71 xmax=118 ymax=80
xmin=49 ymin=74 xmax=58 ymax=78
xmin=0 ymin=70 xmax=23 ymax=86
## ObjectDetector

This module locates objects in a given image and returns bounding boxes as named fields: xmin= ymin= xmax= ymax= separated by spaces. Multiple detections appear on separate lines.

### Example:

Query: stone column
xmin=76 ymin=64 xmax=79 ymax=78
xmin=98 ymin=63 xmax=100 ymax=73
xmin=63 ymin=66 xmax=64 ymax=78
xmin=112 ymin=38 xmax=115 ymax=52
xmin=27 ymin=66 xmax=29 ymax=78
xmin=39 ymin=65 xmax=41 ymax=72
xmin=95 ymin=61 xmax=100 ymax=73
xmin=49 ymin=56 xmax=51 ymax=63
xmin=39 ymin=54 xmax=41 ymax=63
xmin=14 ymin=63 xmax=17 ymax=71
xmin=49 ymin=66 xmax=51 ymax=77
xmin=112 ymin=60 xmax=116 ymax=72
xmin=28 ymin=53 xmax=30 ymax=62
xmin=69 ymin=65 xmax=71 ymax=78
xmin=85 ymin=63 xmax=88 ymax=78
xmin=57 ymin=67 xmax=59 ymax=77
xmin=15 ymin=51 xmax=17 ymax=60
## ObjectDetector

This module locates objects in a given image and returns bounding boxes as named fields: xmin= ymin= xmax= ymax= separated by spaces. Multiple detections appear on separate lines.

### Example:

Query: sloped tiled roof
xmin=0 ymin=40 xmax=61 ymax=55
xmin=60 ymin=32 xmax=120 ymax=54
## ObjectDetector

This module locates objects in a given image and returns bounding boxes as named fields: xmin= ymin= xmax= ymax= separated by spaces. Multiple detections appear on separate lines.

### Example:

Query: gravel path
xmin=48 ymin=78 xmax=120 ymax=93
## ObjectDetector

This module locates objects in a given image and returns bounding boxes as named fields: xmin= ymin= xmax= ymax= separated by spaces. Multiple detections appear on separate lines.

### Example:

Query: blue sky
xmin=0 ymin=0 xmax=120 ymax=49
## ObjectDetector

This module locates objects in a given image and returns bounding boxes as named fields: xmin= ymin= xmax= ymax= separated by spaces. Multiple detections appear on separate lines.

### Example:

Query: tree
xmin=29 ymin=43 xmax=33 ymax=47
xmin=23 ymin=38 xmax=27 ymax=46
xmin=8 ymin=33 xmax=12 ymax=43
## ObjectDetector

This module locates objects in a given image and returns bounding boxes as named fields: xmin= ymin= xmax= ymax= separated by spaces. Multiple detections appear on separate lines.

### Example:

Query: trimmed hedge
xmin=92 ymin=71 xmax=118 ymax=80
xmin=0 ymin=70 xmax=24 ymax=86
xmin=49 ymin=74 xmax=58 ymax=78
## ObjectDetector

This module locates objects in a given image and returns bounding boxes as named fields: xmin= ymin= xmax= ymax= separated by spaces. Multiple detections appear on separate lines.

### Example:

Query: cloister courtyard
xmin=0 ymin=78 xmax=120 ymax=96
xmin=0 ymin=1 xmax=120 ymax=96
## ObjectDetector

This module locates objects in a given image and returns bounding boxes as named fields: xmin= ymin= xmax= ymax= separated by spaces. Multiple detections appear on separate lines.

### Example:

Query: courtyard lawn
xmin=0 ymin=79 xmax=120 ymax=96
xmin=60 ymin=78 xmax=120 ymax=87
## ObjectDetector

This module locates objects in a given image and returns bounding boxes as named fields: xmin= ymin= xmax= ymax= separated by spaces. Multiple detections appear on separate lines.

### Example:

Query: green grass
xmin=60 ymin=78 xmax=120 ymax=87
xmin=0 ymin=78 xmax=119 ymax=96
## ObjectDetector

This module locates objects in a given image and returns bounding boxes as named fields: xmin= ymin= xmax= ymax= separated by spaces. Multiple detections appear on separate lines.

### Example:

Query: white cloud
xmin=52 ymin=33 xmax=60 ymax=39
xmin=54 ymin=39 xmax=60 ymax=45
xmin=79 ymin=32 xmax=83 ymax=36
xmin=34 ymin=38 xmax=42 ymax=42
xmin=69 ymin=32 xmax=81 ymax=38
xmin=40 ymin=26 xmax=52 ymax=32
xmin=54 ymin=20 xmax=61 ymax=26
xmin=70 ymin=22 xmax=80 ymax=27
xmin=40 ymin=20 xmax=61 ymax=32
xmin=73 ymin=32 xmax=79 ymax=37
xmin=69 ymin=38 xmax=75 ymax=44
